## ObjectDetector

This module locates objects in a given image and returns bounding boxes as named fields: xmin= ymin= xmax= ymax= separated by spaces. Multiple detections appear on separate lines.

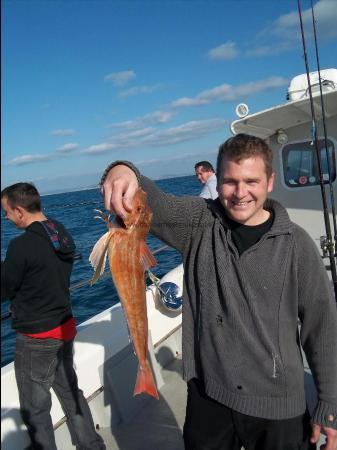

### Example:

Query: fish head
xmin=123 ymin=188 xmax=153 ymax=233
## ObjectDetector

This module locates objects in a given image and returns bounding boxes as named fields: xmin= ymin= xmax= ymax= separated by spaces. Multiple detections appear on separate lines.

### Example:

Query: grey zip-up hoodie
xmin=103 ymin=162 xmax=337 ymax=429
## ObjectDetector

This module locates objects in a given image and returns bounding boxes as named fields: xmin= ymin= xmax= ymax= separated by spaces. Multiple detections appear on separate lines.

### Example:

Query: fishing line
xmin=310 ymin=0 xmax=337 ymax=243
xmin=297 ymin=0 xmax=337 ymax=301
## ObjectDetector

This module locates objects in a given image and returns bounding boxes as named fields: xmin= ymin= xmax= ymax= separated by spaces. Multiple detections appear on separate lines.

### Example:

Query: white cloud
xmin=313 ymin=0 xmax=337 ymax=39
xmin=111 ymin=110 xmax=175 ymax=129
xmin=171 ymin=97 xmax=210 ymax=108
xmin=119 ymin=84 xmax=162 ymax=97
xmin=83 ymin=142 xmax=119 ymax=154
xmin=207 ymin=42 xmax=239 ymax=60
xmin=248 ymin=0 xmax=337 ymax=57
xmin=141 ymin=118 xmax=228 ymax=146
xmin=7 ymin=154 xmax=53 ymax=166
xmin=50 ymin=128 xmax=76 ymax=136
xmin=114 ymin=127 xmax=155 ymax=140
xmin=104 ymin=70 xmax=136 ymax=86
xmin=171 ymin=76 xmax=289 ymax=108
xmin=56 ymin=143 xmax=79 ymax=153
xmin=83 ymin=118 xmax=228 ymax=156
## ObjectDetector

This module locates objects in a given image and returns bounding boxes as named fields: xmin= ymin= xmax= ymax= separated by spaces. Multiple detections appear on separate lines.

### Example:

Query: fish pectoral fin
xmin=89 ymin=231 xmax=113 ymax=285
xmin=139 ymin=242 xmax=157 ymax=270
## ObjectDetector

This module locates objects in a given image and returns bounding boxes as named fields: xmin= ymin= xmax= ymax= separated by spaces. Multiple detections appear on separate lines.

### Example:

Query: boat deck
xmin=95 ymin=355 xmax=325 ymax=450
xmin=98 ymin=356 xmax=186 ymax=450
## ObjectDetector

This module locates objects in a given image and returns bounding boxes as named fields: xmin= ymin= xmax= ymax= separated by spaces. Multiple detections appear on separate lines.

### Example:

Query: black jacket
xmin=1 ymin=219 xmax=76 ymax=333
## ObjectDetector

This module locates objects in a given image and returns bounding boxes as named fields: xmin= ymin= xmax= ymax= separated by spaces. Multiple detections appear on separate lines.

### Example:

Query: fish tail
xmin=134 ymin=360 xmax=159 ymax=400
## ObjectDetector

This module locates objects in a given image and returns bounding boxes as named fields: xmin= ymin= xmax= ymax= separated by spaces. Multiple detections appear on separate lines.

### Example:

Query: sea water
xmin=1 ymin=175 xmax=201 ymax=366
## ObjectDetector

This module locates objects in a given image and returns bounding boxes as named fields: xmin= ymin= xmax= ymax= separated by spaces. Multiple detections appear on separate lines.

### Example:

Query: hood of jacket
xmin=27 ymin=219 xmax=76 ymax=260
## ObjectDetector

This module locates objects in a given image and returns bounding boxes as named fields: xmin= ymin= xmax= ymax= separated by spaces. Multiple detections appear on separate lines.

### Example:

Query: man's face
xmin=195 ymin=167 xmax=213 ymax=184
xmin=1 ymin=197 xmax=24 ymax=228
xmin=217 ymin=156 xmax=274 ymax=226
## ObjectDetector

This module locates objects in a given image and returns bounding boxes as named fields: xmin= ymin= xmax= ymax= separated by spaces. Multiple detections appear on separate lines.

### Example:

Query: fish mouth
xmin=116 ymin=216 xmax=127 ymax=228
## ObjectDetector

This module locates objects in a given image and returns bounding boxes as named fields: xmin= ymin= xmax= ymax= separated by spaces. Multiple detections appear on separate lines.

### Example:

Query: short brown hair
xmin=1 ymin=182 xmax=42 ymax=212
xmin=216 ymin=134 xmax=273 ymax=179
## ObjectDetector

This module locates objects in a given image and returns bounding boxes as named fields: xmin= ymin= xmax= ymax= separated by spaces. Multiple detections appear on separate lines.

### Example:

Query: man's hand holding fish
xmin=101 ymin=163 xmax=139 ymax=218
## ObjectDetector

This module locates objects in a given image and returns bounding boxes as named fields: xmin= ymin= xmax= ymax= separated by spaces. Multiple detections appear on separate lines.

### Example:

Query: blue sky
xmin=2 ymin=0 xmax=337 ymax=194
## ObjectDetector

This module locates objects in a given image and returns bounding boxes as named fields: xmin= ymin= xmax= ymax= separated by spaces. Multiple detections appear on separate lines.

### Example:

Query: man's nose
xmin=234 ymin=183 xmax=247 ymax=198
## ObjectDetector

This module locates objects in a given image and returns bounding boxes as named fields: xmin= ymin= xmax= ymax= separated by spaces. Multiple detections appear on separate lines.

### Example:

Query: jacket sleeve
xmin=1 ymin=239 xmax=26 ymax=301
xmin=140 ymin=175 xmax=208 ymax=254
xmin=296 ymin=227 xmax=337 ymax=430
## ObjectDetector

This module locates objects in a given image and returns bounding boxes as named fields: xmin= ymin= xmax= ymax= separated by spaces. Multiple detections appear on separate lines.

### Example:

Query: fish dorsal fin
xmin=89 ymin=231 xmax=114 ymax=285
xmin=140 ymin=242 xmax=157 ymax=270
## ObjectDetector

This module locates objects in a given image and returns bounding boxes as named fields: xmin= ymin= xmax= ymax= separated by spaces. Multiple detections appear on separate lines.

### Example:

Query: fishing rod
xmin=297 ymin=0 xmax=337 ymax=302
xmin=310 ymin=0 xmax=337 ymax=243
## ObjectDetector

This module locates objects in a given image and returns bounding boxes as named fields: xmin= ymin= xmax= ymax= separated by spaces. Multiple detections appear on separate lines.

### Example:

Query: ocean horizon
xmin=38 ymin=172 xmax=196 ymax=196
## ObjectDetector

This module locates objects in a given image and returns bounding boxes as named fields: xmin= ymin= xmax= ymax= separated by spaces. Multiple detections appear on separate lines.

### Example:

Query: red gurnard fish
xmin=89 ymin=188 xmax=159 ymax=399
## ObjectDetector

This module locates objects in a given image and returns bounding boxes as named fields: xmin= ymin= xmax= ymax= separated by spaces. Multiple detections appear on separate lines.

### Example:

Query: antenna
xmin=297 ymin=0 xmax=337 ymax=301
xmin=310 ymin=0 xmax=337 ymax=243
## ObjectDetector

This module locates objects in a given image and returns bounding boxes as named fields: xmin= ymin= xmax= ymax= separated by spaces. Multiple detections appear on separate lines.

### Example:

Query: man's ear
xmin=267 ymin=172 xmax=275 ymax=193
xmin=15 ymin=206 xmax=26 ymax=219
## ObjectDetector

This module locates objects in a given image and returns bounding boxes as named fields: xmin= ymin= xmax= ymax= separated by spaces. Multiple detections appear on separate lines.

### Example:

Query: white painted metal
xmin=287 ymin=68 xmax=337 ymax=101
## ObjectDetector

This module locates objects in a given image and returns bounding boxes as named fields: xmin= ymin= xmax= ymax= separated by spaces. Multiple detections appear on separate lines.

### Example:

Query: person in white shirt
xmin=195 ymin=161 xmax=218 ymax=199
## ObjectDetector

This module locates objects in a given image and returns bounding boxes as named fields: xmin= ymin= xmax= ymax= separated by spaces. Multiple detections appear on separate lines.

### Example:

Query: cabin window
xmin=282 ymin=139 xmax=336 ymax=188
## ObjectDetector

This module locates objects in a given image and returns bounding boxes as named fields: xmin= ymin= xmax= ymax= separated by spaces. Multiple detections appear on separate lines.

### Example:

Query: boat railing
xmin=1 ymin=244 xmax=170 ymax=322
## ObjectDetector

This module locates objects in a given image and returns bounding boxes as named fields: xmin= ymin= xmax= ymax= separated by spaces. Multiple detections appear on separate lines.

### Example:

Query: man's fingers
xmin=122 ymin=183 xmax=138 ymax=211
xmin=100 ymin=164 xmax=139 ymax=216
xmin=103 ymin=185 xmax=113 ymax=213
xmin=110 ymin=186 xmax=132 ymax=219
xmin=321 ymin=427 xmax=337 ymax=450
xmin=311 ymin=424 xmax=322 ymax=444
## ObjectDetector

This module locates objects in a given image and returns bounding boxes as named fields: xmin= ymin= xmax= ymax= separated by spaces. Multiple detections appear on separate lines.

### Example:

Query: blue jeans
xmin=15 ymin=334 xmax=106 ymax=450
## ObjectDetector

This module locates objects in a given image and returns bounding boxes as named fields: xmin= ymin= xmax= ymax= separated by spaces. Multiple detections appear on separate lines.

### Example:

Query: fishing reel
xmin=147 ymin=269 xmax=183 ymax=312
xmin=157 ymin=281 xmax=183 ymax=311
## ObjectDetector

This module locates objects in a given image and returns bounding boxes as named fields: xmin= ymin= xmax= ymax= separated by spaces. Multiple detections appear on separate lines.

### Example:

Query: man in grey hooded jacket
xmin=100 ymin=134 xmax=337 ymax=450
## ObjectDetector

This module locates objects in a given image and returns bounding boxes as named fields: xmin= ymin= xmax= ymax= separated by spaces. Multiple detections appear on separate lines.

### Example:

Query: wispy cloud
xmin=56 ymin=143 xmax=79 ymax=153
xmin=248 ymin=0 xmax=337 ymax=57
xmin=7 ymin=143 xmax=80 ymax=166
xmin=83 ymin=143 xmax=120 ymax=155
xmin=85 ymin=118 xmax=228 ymax=155
xmin=171 ymin=76 xmax=289 ymax=108
xmin=104 ymin=70 xmax=136 ymax=86
xmin=113 ymin=127 xmax=155 ymax=140
xmin=50 ymin=128 xmax=76 ymax=136
xmin=119 ymin=83 xmax=162 ymax=97
xmin=207 ymin=41 xmax=239 ymax=60
xmin=7 ymin=154 xmax=53 ymax=166
xmin=110 ymin=110 xmax=175 ymax=129
xmin=141 ymin=118 xmax=228 ymax=146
